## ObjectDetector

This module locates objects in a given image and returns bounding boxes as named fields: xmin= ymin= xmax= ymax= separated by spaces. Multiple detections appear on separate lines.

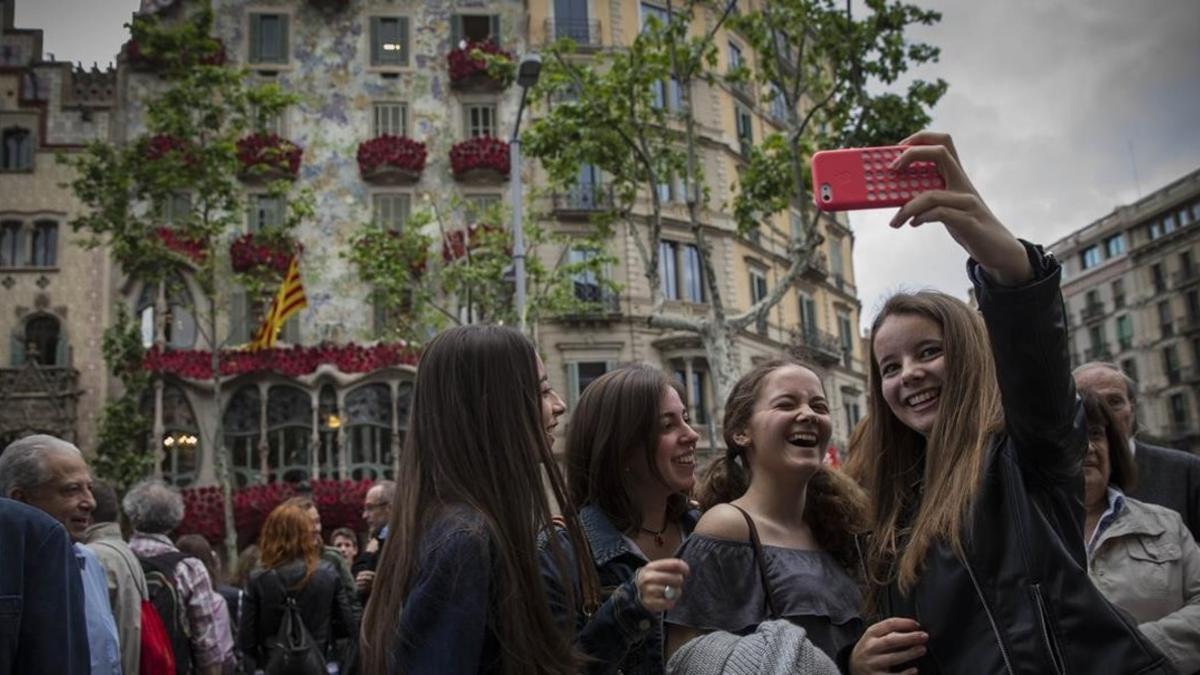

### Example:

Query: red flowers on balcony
xmin=357 ymin=135 xmax=427 ymax=184
xmin=447 ymin=40 xmax=514 ymax=90
xmin=156 ymin=227 xmax=207 ymax=265
xmin=230 ymin=233 xmax=299 ymax=277
xmin=178 ymin=480 xmax=376 ymax=547
xmin=143 ymin=342 xmax=419 ymax=379
xmin=449 ymin=136 xmax=510 ymax=181
xmin=145 ymin=134 xmax=200 ymax=168
xmin=236 ymin=133 xmax=302 ymax=180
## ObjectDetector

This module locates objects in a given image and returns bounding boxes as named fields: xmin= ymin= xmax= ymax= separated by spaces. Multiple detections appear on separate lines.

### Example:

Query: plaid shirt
xmin=129 ymin=532 xmax=223 ymax=667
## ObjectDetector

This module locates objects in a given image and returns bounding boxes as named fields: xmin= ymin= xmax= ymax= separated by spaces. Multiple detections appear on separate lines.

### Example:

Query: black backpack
xmin=139 ymin=551 xmax=194 ymax=675
xmin=264 ymin=570 xmax=326 ymax=675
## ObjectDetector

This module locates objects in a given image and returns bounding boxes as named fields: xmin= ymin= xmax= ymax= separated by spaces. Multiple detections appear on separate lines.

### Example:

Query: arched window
xmin=267 ymin=385 xmax=312 ymax=483
xmin=1 ymin=127 xmax=33 ymax=171
xmin=317 ymin=385 xmax=339 ymax=479
xmin=138 ymin=277 xmax=197 ymax=349
xmin=160 ymin=385 xmax=199 ymax=486
xmin=223 ymin=386 xmax=262 ymax=487
xmin=23 ymin=315 xmax=63 ymax=366
xmin=346 ymin=383 xmax=392 ymax=480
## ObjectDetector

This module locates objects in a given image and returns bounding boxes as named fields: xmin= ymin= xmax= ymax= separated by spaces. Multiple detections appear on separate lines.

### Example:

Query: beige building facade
xmin=1049 ymin=168 xmax=1200 ymax=453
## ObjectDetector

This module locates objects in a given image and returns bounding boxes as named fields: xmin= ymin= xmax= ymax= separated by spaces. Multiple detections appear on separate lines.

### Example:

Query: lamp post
xmin=511 ymin=54 xmax=541 ymax=333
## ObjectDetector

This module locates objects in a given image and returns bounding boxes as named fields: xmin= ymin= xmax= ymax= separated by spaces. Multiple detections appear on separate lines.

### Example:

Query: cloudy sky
xmin=16 ymin=0 xmax=1200 ymax=329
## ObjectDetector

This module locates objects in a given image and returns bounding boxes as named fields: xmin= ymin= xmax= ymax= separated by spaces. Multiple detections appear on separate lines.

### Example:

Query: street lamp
xmin=511 ymin=54 xmax=542 ymax=333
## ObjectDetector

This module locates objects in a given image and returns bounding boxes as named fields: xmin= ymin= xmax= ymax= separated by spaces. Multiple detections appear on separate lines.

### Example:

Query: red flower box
xmin=449 ymin=136 xmax=510 ymax=180
xmin=145 ymin=134 xmax=200 ymax=168
xmin=156 ymin=227 xmax=208 ymax=265
xmin=229 ymin=233 xmax=299 ymax=276
xmin=143 ymin=342 xmax=419 ymax=379
xmin=236 ymin=133 xmax=302 ymax=179
xmin=357 ymin=135 xmax=427 ymax=182
xmin=447 ymin=40 xmax=515 ymax=88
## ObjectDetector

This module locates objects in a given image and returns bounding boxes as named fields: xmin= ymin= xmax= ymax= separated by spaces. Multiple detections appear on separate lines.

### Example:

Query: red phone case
xmin=810 ymin=145 xmax=945 ymax=212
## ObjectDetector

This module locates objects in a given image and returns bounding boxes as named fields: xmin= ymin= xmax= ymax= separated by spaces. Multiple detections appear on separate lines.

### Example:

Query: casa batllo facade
xmin=2 ymin=0 xmax=870 ymax=488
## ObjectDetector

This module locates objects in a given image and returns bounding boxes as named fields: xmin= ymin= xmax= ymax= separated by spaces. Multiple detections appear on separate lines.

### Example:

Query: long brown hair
xmin=696 ymin=358 xmax=868 ymax=573
xmin=566 ymin=364 xmax=689 ymax=533
xmin=360 ymin=325 xmax=585 ymax=675
xmin=859 ymin=292 xmax=1002 ymax=597
xmin=258 ymin=502 xmax=321 ymax=589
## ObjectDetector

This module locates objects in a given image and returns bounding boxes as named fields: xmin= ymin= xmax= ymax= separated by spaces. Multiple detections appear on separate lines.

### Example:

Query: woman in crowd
xmin=329 ymin=527 xmax=359 ymax=567
xmin=541 ymin=364 xmax=698 ymax=674
xmin=175 ymin=534 xmax=238 ymax=674
xmin=1082 ymin=392 xmax=1200 ymax=673
xmin=360 ymin=324 xmax=590 ymax=675
xmin=664 ymin=358 xmax=868 ymax=665
xmin=239 ymin=502 xmax=360 ymax=673
xmin=846 ymin=131 xmax=1171 ymax=674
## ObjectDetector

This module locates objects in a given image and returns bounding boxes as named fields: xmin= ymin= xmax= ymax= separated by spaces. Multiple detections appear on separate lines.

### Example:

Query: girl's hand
xmin=849 ymin=617 xmax=929 ymax=675
xmin=888 ymin=131 xmax=1034 ymax=286
xmin=635 ymin=558 xmax=690 ymax=613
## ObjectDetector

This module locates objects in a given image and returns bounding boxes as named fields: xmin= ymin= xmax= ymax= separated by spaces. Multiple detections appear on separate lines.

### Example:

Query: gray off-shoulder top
xmin=664 ymin=533 xmax=864 ymax=662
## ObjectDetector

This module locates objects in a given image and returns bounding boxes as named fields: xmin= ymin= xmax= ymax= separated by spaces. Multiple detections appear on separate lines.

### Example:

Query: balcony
xmin=1180 ymin=314 xmax=1200 ymax=335
xmin=551 ymin=184 xmax=611 ymax=219
xmin=1084 ymin=343 xmax=1113 ymax=362
xmin=801 ymin=251 xmax=828 ymax=282
xmin=1174 ymin=267 xmax=1200 ymax=289
xmin=0 ymin=365 xmax=81 ymax=443
xmin=1080 ymin=302 xmax=1106 ymax=323
xmin=544 ymin=18 xmax=602 ymax=50
xmin=789 ymin=326 xmax=843 ymax=367
xmin=728 ymin=79 xmax=755 ymax=104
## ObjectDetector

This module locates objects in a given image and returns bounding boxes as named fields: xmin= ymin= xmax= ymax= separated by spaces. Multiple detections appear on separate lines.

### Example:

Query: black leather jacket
xmin=872 ymin=245 xmax=1174 ymax=674
xmin=238 ymin=557 xmax=360 ymax=670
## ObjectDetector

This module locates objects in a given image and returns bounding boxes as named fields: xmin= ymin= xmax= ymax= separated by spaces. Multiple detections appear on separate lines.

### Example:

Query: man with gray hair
xmin=124 ymin=479 xmax=223 ymax=675
xmin=1075 ymin=362 xmax=1200 ymax=539
xmin=0 ymin=434 xmax=121 ymax=675
xmin=352 ymin=479 xmax=395 ymax=599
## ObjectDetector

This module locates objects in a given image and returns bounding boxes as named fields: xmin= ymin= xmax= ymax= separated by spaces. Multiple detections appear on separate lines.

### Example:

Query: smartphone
xmin=810 ymin=145 xmax=945 ymax=212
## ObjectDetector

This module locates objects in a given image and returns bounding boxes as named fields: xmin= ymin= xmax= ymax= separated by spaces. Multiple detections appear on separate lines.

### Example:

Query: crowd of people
xmin=3 ymin=132 xmax=1199 ymax=675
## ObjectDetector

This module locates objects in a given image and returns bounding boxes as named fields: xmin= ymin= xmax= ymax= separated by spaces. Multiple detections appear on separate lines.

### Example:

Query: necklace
xmin=639 ymin=521 xmax=670 ymax=547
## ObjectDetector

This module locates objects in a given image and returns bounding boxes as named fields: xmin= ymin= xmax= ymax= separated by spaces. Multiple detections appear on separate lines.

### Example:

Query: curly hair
xmin=258 ymin=502 xmax=320 ymax=589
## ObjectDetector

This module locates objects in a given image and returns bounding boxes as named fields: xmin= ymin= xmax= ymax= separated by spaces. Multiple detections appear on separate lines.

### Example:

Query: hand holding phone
xmin=810 ymin=145 xmax=945 ymax=212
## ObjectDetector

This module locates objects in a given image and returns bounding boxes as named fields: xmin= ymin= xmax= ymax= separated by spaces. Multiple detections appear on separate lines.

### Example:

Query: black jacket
xmin=239 ymin=557 xmax=360 ymax=670
xmin=1131 ymin=441 xmax=1200 ymax=541
xmin=873 ymin=245 xmax=1174 ymax=674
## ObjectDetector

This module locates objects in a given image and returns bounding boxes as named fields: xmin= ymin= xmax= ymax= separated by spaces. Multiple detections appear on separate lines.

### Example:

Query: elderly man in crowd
xmin=0 ymin=435 xmax=121 ymax=675
xmin=83 ymin=481 xmax=148 ymax=675
xmin=0 ymin=496 xmax=91 ymax=675
xmin=124 ymin=479 xmax=224 ymax=675
xmin=1075 ymin=362 xmax=1200 ymax=539
xmin=352 ymin=479 xmax=394 ymax=599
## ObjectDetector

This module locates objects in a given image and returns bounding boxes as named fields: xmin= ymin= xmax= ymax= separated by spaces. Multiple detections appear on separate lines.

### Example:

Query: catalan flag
xmin=249 ymin=255 xmax=307 ymax=351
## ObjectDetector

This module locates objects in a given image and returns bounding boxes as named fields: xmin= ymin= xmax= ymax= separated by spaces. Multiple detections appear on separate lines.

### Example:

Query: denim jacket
xmin=540 ymin=505 xmax=700 ymax=675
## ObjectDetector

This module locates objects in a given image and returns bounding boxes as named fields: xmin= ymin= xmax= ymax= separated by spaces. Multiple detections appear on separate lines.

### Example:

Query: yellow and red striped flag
xmin=249 ymin=255 xmax=307 ymax=351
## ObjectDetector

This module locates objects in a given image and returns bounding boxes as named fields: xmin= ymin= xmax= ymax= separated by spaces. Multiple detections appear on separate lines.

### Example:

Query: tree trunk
xmin=209 ymin=295 xmax=237 ymax=568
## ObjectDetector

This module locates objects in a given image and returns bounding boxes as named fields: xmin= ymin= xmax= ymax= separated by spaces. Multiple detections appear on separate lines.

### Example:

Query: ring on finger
xmin=663 ymin=585 xmax=677 ymax=601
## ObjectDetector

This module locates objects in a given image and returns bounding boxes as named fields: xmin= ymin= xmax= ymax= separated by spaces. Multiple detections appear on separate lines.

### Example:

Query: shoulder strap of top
xmin=551 ymin=515 xmax=601 ymax=617
xmin=728 ymin=504 xmax=779 ymax=620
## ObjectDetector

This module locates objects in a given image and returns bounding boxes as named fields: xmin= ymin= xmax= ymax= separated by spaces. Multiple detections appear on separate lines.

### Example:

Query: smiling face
xmin=735 ymin=365 xmax=831 ymax=477
xmin=644 ymin=386 xmax=699 ymax=494
xmin=873 ymin=313 xmax=947 ymax=436
xmin=537 ymin=355 xmax=566 ymax=449
xmin=16 ymin=450 xmax=95 ymax=542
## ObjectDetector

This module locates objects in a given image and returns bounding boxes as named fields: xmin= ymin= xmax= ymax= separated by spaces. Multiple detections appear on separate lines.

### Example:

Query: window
xmin=1121 ymin=358 xmax=1138 ymax=384
xmin=249 ymin=104 xmax=285 ymax=136
xmin=768 ymin=83 xmax=788 ymax=124
xmin=265 ymin=386 xmax=312 ymax=483
xmin=224 ymin=386 xmax=262 ymax=487
xmin=370 ymin=17 xmax=410 ymax=66
xmin=158 ymin=385 xmax=199 ymax=487
xmin=164 ymin=193 xmax=191 ymax=226
xmin=728 ymin=42 xmax=744 ymax=72
xmin=373 ymin=103 xmax=407 ymax=137
xmin=1169 ymin=394 xmax=1190 ymax=426
xmin=837 ymin=312 xmax=854 ymax=366
xmin=464 ymin=104 xmax=497 ymax=138
xmin=1 ymin=221 xmax=22 ymax=267
xmin=672 ymin=367 xmax=710 ymax=426
xmin=1163 ymin=345 xmax=1180 ymax=383
xmin=1111 ymin=278 xmax=1125 ymax=309
xmin=1182 ymin=251 xmax=1195 ymax=277
xmin=1182 ymin=206 xmax=1194 ymax=226
xmin=1149 ymin=220 xmax=1163 ymax=241
xmin=1104 ymin=233 xmax=1126 ymax=258
xmin=317 ymin=385 xmax=339 ymax=477
xmin=844 ymin=401 xmax=862 ymax=432
xmin=1159 ymin=301 xmax=1173 ymax=337
xmin=799 ymin=295 xmax=818 ymax=335
xmin=641 ymin=3 xmax=671 ymax=30
xmin=829 ymin=236 xmax=845 ymax=284
xmin=659 ymin=240 xmax=678 ymax=300
xmin=451 ymin=14 xmax=501 ymax=46
xmin=23 ymin=315 xmax=62 ymax=366
xmin=373 ymin=193 xmax=410 ymax=231
xmin=567 ymin=361 xmax=612 ymax=407
xmin=1080 ymin=245 xmax=1101 ymax=270
xmin=553 ymin=0 xmax=593 ymax=42
xmin=248 ymin=13 xmax=289 ymax=65
xmin=346 ymin=383 xmax=395 ymax=481
xmin=735 ymin=105 xmax=753 ymax=157
xmin=1 ymin=127 xmax=33 ymax=170
xmin=1116 ymin=315 xmax=1134 ymax=350
xmin=651 ymin=77 xmax=683 ymax=112
xmin=247 ymin=195 xmax=283 ymax=232
xmin=750 ymin=267 xmax=768 ymax=334
xmin=1187 ymin=290 xmax=1200 ymax=321
xmin=1151 ymin=263 xmax=1166 ymax=293
xmin=30 ymin=221 xmax=56 ymax=267
xmin=137 ymin=278 xmax=197 ymax=350
xmin=1088 ymin=324 xmax=1107 ymax=352
xmin=681 ymin=244 xmax=704 ymax=303
xmin=1163 ymin=213 xmax=1177 ymax=234
xmin=568 ymin=247 xmax=604 ymax=303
